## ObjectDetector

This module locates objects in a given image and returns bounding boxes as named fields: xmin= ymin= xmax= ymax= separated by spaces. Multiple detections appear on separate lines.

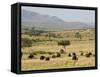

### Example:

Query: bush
xmin=22 ymin=38 xmax=32 ymax=47
xmin=47 ymin=52 xmax=54 ymax=55
xmin=75 ymin=32 xmax=82 ymax=39
xmin=33 ymin=51 xmax=54 ymax=55
xmin=35 ymin=51 xmax=47 ymax=54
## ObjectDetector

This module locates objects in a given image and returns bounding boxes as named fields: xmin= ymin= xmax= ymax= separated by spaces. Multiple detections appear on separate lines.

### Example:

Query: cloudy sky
xmin=22 ymin=6 xmax=95 ymax=25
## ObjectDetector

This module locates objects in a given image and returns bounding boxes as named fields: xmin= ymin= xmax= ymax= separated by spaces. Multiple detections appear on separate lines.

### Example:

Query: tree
xmin=48 ymin=32 xmax=52 ymax=41
xmin=31 ymin=27 xmax=35 ymax=31
xmin=30 ymin=27 xmax=35 ymax=35
xmin=75 ymin=32 xmax=82 ymax=40
xmin=24 ymin=28 xmax=29 ymax=31
xmin=58 ymin=40 xmax=70 ymax=51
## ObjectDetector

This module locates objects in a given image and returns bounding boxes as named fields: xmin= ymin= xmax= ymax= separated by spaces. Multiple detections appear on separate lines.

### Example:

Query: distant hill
xmin=22 ymin=9 xmax=94 ymax=31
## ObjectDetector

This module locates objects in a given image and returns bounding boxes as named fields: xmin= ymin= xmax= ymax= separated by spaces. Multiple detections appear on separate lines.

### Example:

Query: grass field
xmin=21 ymin=29 xmax=95 ymax=71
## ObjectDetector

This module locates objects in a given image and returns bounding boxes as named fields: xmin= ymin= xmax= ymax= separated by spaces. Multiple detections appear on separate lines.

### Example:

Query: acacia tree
xmin=58 ymin=40 xmax=70 ymax=52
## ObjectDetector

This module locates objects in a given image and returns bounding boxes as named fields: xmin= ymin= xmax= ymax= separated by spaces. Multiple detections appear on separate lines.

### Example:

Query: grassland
xmin=21 ymin=28 xmax=95 ymax=71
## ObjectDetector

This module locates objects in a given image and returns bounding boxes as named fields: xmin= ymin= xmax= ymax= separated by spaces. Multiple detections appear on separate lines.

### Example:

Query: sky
xmin=22 ymin=6 xmax=95 ymax=24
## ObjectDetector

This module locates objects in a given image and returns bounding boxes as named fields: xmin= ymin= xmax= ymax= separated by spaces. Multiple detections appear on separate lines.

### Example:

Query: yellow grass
xmin=21 ymin=29 xmax=95 ymax=71
xmin=21 ymin=56 xmax=95 ymax=71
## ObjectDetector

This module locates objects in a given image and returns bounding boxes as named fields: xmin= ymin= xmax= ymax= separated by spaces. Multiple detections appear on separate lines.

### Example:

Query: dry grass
xmin=21 ymin=55 xmax=95 ymax=71
xmin=21 ymin=29 xmax=95 ymax=71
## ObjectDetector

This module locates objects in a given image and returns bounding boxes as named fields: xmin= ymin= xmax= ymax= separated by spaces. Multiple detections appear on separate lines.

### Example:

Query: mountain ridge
xmin=22 ymin=9 xmax=94 ymax=31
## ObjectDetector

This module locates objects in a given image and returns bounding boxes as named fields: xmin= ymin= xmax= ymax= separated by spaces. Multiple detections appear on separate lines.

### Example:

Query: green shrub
xmin=58 ymin=40 xmax=70 ymax=51
xmin=21 ymin=38 xmax=32 ymax=47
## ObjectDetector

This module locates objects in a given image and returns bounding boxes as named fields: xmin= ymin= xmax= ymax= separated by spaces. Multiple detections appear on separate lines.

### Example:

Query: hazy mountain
xmin=22 ymin=9 xmax=94 ymax=31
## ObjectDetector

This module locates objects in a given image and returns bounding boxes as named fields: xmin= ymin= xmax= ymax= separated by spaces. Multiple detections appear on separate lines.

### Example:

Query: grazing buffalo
xmin=85 ymin=52 xmax=92 ymax=58
xmin=72 ymin=52 xmax=78 ymax=60
xmin=68 ymin=53 xmax=71 ymax=57
xmin=56 ymin=52 xmax=61 ymax=57
xmin=28 ymin=54 xmax=34 ymax=59
xmin=79 ymin=51 xmax=84 ymax=56
xmin=45 ymin=57 xmax=50 ymax=61
xmin=40 ymin=56 xmax=45 ymax=60
xmin=52 ymin=55 xmax=56 ymax=58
